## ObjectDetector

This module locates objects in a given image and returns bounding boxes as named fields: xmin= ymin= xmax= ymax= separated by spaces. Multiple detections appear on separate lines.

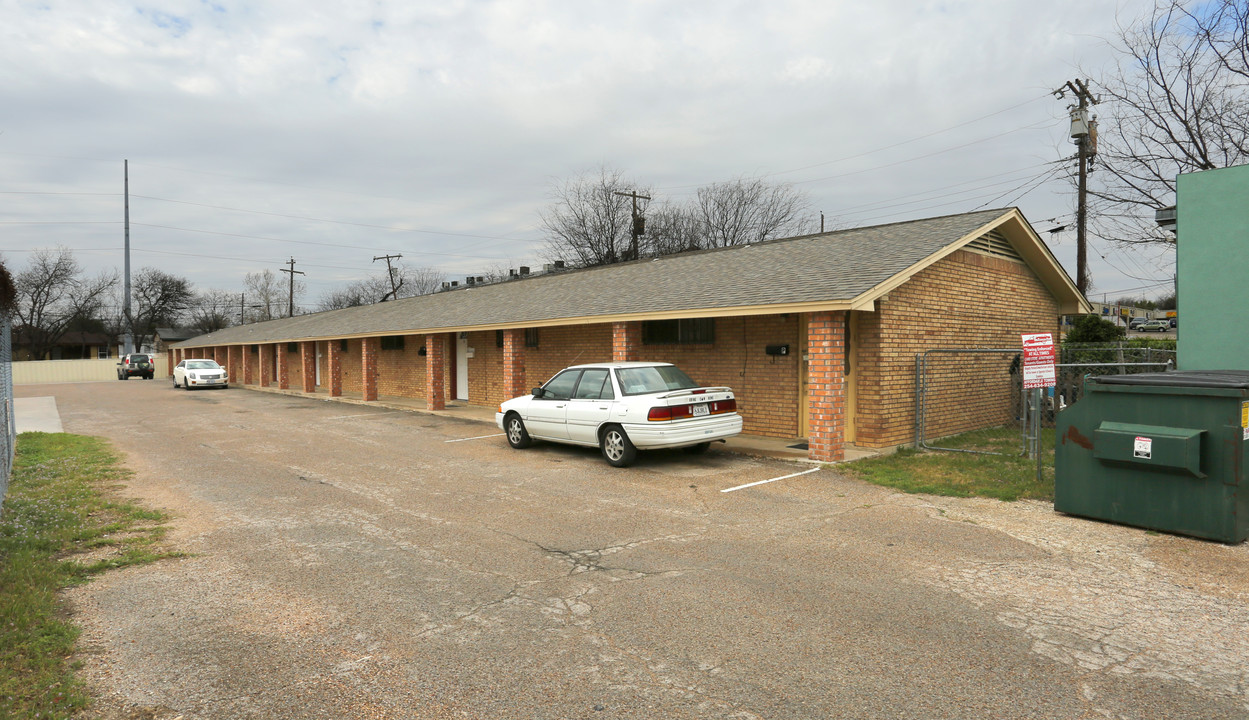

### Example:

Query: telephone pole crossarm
xmin=613 ymin=190 xmax=651 ymax=261
xmin=279 ymin=257 xmax=306 ymax=317
xmin=373 ymin=253 xmax=404 ymax=301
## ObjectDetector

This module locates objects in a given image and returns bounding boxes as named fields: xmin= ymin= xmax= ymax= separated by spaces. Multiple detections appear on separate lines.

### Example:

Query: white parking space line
xmin=445 ymin=433 xmax=506 ymax=443
xmin=721 ymin=467 xmax=821 ymax=493
xmin=324 ymin=411 xmax=405 ymax=420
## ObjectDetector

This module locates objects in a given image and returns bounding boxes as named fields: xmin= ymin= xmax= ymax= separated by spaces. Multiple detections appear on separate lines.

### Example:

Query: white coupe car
xmin=496 ymin=362 xmax=743 ymax=467
xmin=172 ymin=359 xmax=229 ymax=390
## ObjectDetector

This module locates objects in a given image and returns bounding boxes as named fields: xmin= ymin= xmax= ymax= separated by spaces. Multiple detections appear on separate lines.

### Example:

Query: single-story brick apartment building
xmin=172 ymin=208 xmax=1088 ymax=462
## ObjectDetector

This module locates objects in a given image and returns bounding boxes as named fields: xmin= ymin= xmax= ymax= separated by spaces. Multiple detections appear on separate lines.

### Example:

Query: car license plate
xmin=692 ymin=403 xmax=710 ymax=417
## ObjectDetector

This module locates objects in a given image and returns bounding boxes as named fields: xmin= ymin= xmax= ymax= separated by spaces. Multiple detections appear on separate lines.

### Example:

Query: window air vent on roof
xmin=966 ymin=229 xmax=1023 ymax=262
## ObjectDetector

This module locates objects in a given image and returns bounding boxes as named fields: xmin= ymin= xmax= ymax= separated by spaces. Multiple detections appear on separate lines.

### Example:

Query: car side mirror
xmin=531 ymin=387 xmax=545 ymax=398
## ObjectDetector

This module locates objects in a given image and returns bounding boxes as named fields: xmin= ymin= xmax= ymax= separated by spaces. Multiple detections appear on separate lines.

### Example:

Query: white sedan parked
xmin=172 ymin=359 xmax=229 ymax=390
xmin=496 ymin=362 xmax=743 ymax=467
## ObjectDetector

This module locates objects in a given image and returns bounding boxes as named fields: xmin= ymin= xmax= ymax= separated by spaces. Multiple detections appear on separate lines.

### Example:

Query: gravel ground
xmin=18 ymin=381 xmax=1248 ymax=719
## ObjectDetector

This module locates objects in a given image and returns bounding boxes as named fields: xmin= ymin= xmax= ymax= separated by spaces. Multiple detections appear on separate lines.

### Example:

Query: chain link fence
xmin=916 ymin=342 xmax=1177 ymax=455
xmin=1 ymin=319 xmax=14 ymax=504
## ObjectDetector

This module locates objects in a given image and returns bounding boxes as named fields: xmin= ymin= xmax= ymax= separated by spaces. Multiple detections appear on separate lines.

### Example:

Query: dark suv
xmin=117 ymin=353 xmax=155 ymax=380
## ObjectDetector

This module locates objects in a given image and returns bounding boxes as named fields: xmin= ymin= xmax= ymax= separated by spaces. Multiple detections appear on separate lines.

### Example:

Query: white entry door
xmin=315 ymin=344 xmax=322 ymax=386
xmin=456 ymin=333 xmax=469 ymax=401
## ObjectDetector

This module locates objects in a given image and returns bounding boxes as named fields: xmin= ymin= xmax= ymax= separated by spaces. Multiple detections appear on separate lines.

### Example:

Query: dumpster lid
xmin=1093 ymin=370 xmax=1249 ymax=389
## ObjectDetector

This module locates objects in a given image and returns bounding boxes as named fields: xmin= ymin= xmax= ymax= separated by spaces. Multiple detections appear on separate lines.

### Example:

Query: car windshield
xmin=187 ymin=361 xmax=220 ymax=370
xmin=615 ymin=366 xmax=699 ymax=396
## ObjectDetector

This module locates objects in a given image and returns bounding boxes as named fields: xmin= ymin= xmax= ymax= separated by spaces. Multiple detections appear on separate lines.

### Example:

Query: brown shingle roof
xmin=177 ymin=208 xmax=1078 ymax=348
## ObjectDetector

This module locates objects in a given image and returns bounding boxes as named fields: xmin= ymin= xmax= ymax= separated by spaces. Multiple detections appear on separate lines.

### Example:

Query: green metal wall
xmin=1177 ymin=164 xmax=1249 ymax=370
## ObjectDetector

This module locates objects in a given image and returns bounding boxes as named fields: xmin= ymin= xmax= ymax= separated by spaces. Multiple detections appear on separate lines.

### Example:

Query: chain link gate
xmin=915 ymin=343 xmax=1177 ymax=457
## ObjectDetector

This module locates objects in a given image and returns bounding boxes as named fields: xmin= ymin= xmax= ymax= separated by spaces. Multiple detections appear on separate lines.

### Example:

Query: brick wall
xmin=523 ymin=324 xmax=613 ymax=398
xmin=634 ymin=314 xmax=801 ymax=439
xmin=854 ymin=249 xmax=1060 ymax=448
xmin=807 ymin=311 xmax=847 ymax=461
xmin=426 ymin=334 xmax=446 ymax=410
xmin=300 ymin=342 xmax=316 ymax=393
xmin=339 ymin=340 xmax=363 ymax=394
xmin=285 ymin=343 xmax=304 ymax=390
xmin=376 ymin=337 xmax=426 ymax=399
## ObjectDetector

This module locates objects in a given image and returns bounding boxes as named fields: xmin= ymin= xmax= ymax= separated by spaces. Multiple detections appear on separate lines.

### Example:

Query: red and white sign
xmin=1021 ymin=332 xmax=1056 ymax=389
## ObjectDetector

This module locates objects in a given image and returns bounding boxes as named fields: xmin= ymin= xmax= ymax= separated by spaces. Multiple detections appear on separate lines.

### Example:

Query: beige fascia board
xmin=175 ymin=300 xmax=866 ymax=348
xmin=990 ymin=208 xmax=1091 ymax=314
xmin=844 ymin=214 xmax=1011 ymax=308
xmin=846 ymin=209 xmax=1091 ymax=315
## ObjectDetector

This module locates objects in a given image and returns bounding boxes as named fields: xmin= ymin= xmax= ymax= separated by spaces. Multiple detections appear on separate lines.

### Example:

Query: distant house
xmin=12 ymin=328 xmax=114 ymax=361
xmin=171 ymin=208 xmax=1088 ymax=462
xmin=154 ymin=328 xmax=198 ymax=355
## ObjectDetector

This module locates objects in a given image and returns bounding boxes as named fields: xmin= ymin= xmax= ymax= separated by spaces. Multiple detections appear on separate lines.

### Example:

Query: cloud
xmin=0 ymin=0 xmax=1172 ymax=302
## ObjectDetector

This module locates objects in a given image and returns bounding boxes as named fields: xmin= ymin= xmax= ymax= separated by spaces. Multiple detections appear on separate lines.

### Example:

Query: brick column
xmin=300 ymin=341 xmax=316 ymax=393
xmin=612 ymin=321 xmax=641 ymax=362
xmin=244 ymin=346 xmax=254 ymax=385
xmin=361 ymin=337 xmax=379 ymax=401
xmin=259 ymin=345 xmax=272 ymax=386
xmin=328 ymin=341 xmax=343 ymax=397
xmin=227 ymin=346 xmax=236 ymax=383
xmin=502 ymin=329 xmax=527 ymax=399
xmin=425 ymin=334 xmax=446 ymax=410
xmin=277 ymin=344 xmax=290 ymax=390
xmin=807 ymin=311 xmax=847 ymax=462
xmin=167 ymin=351 xmax=176 ymax=375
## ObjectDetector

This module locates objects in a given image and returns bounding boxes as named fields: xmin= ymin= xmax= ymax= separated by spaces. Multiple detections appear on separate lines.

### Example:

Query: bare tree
xmin=694 ymin=177 xmax=814 ymax=248
xmin=643 ymin=202 xmax=705 ymax=256
xmin=541 ymin=166 xmax=651 ymax=267
xmin=405 ymin=266 xmax=446 ymax=296
xmin=13 ymin=247 xmax=117 ymax=360
xmin=317 ymin=277 xmax=392 ymax=311
xmin=1090 ymin=0 xmax=1249 ymax=245
xmin=244 ymin=269 xmax=303 ymax=321
xmin=540 ymin=168 xmax=816 ymax=265
xmin=317 ymin=264 xmax=446 ymax=312
xmin=126 ymin=267 xmax=195 ymax=350
xmin=189 ymin=289 xmax=237 ymax=334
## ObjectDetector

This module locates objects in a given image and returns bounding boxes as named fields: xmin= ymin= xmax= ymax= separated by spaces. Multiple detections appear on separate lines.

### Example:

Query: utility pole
xmin=1055 ymin=79 xmax=1099 ymax=296
xmin=280 ymin=257 xmax=305 ymax=318
xmin=123 ymin=159 xmax=133 ymax=355
xmin=613 ymin=190 xmax=650 ymax=261
xmin=373 ymin=253 xmax=403 ymax=301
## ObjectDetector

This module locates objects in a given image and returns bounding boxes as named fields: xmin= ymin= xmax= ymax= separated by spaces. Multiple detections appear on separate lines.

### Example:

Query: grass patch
xmin=845 ymin=426 xmax=1055 ymax=502
xmin=0 ymin=432 xmax=177 ymax=719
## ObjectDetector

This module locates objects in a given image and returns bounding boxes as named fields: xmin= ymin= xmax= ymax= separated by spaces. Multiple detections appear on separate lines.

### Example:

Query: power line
xmin=129 ymin=194 xmax=532 ymax=244
xmin=657 ymin=92 xmax=1054 ymax=191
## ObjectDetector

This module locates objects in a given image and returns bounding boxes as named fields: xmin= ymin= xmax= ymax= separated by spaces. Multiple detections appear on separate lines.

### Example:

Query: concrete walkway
xmin=14 ymin=396 xmax=64 ymax=433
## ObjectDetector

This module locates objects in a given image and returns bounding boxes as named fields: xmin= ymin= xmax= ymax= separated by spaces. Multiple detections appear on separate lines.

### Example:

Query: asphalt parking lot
xmin=17 ymin=381 xmax=1249 ymax=719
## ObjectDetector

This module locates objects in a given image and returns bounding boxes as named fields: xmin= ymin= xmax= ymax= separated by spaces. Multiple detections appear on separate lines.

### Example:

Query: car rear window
xmin=615 ymin=366 xmax=698 ymax=396
xmin=131 ymin=355 xmax=149 ymax=362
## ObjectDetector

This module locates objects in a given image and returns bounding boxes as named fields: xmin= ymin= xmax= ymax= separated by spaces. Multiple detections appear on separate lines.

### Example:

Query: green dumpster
xmin=1055 ymin=370 xmax=1249 ymax=543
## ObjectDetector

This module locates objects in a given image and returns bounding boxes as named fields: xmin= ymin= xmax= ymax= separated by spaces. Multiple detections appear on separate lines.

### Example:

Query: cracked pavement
xmin=21 ymin=382 xmax=1248 ymax=719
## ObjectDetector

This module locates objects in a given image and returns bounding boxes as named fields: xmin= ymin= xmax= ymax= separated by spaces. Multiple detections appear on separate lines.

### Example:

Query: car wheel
xmin=120 ymin=373 xmax=128 ymax=380
xmin=504 ymin=413 xmax=532 ymax=449
xmin=600 ymin=425 xmax=637 ymax=468
xmin=683 ymin=442 xmax=712 ymax=455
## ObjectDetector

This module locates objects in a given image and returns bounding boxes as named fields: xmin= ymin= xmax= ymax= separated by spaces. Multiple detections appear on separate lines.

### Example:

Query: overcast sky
xmin=1 ymin=0 xmax=1177 ymax=313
